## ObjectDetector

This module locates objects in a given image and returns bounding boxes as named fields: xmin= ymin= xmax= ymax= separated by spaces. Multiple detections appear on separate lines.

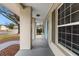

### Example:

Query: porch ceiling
xmin=23 ymin=3 xmax=52 ymax=24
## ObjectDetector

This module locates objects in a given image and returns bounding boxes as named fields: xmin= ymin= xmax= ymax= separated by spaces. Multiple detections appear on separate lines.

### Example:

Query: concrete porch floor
xmin=16 ymin=35 xmax=54 ymax=56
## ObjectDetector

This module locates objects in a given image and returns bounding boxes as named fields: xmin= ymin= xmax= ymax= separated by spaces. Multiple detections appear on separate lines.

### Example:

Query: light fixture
xmin=36 ymin=14 xmax=40 ymax=17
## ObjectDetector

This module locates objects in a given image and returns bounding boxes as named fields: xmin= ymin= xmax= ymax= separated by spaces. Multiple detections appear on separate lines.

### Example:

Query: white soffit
xmin=24 ymin=3 xmax=52 ymax=23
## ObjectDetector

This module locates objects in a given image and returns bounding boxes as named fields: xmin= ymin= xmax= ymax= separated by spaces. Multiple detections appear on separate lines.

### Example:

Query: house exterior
xmin=0 ymin=3 xmax=79 ymax=56
xmin=0 ymin=25 xmax=8 ymax=31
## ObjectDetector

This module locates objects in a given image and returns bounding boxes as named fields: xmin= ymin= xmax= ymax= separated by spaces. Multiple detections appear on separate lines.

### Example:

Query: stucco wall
xmin=46 ymin=3 xmax=77 ymax=56
xmin=46 ymin=3 xmax=66 ymax=56
xmin=20 ymin=7 xmax=32 ymax=49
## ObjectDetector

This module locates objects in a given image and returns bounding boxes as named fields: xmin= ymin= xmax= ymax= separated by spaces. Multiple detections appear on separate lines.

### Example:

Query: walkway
xmin=16 ymin=35 xmax=54 ymax=56
xmin=0 ymin=40 xmax=19 ymax=51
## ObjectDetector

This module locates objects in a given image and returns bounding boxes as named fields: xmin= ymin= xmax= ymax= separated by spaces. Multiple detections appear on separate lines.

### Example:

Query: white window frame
xmin=55 ymin=3 xmax=77 ymax=56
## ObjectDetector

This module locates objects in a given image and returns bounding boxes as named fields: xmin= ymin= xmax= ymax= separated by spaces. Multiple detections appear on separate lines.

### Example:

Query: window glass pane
xmin=58 ymin=27 xmax=61 ymax=32
xmin=58 ymin=33 xmax=61 ymax=43
xmin=64 ymin=3 xmax=70 ymax=9
xmin=73 ymin=25 xmax=79 ymax=34
xmin=60 ymin=4 xmax=64 ymax=13
xmin=65 ymin=15 xmax=70 ymax=24
xmin=72 ymin=44 xmax=79 ymax=55
xmin=65 ymin=41 xmax=71 ymax=50
xmin=65 ymin=7 xmax=70 ymax=16
xmin=71 ymin=11 xmax=79 ymax=22
xmin=61 ymin=11 xmax=64 ymax=18
xmin=58 ymin=14 xmax=60 ymax=20
xmin=60 ymin=18 xmax=64 ymax=25
xmin=71 ymin=3 xmax=79 ymax=13
xmin=61 ymin=27 xmax=65 ymax=32
xmin=66 ymin=26 xmax=71 ymax=33
xmin=58 ymin=20 xmax=60 ymax=25
xmin=72 ymin=35 xmax=79 ymax=45
xmin=61 ymin=33 xmax=65 ymax=39
xmin=66 ymin=34 xmax=71 ymax=42
xmin=61 ymin=39 xmax=65 ymax=46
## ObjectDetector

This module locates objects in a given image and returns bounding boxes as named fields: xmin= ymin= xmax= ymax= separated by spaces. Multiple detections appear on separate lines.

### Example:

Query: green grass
xmin=0 ymin=34 xmax=19 ymax=41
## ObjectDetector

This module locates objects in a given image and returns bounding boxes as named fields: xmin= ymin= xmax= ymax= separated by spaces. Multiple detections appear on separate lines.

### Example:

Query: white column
xmin=20 ymin=7 xmax=32 ymax=49
xmin=32 ymin=18 xmax=36 ymax=40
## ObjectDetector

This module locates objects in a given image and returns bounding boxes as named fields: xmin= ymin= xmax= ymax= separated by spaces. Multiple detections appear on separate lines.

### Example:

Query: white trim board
xmin=58 ymin=22 xmax=79 ymax=27
xmin=49 ymin=42 xmax=65 ymax=56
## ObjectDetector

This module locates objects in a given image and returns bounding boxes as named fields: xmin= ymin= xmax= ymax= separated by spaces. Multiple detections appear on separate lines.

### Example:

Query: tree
xmin=0 ymin=24 xmax=2 ymax=30
xmin=7 ymin=23 xmax=15 ymax=29
xmin=0 ymin=24 xmax=2 ymax=27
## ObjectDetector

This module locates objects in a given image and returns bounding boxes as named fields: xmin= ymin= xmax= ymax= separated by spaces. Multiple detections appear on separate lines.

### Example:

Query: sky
xmin=0 ymin=14 xmax=14 ymax=25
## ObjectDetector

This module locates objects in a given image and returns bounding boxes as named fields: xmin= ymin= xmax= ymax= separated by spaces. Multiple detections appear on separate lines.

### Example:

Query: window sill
xmin=57 ymin=43 xmax=77 ymax=56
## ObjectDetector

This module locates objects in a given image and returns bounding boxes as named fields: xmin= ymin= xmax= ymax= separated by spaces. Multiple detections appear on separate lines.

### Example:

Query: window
xmin=58 ymin=3 xmax=79 ymax=55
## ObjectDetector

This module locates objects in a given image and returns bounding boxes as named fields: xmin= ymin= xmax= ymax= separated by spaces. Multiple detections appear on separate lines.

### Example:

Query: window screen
xmin=58 ymin=3 xmax=79 ymax=55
